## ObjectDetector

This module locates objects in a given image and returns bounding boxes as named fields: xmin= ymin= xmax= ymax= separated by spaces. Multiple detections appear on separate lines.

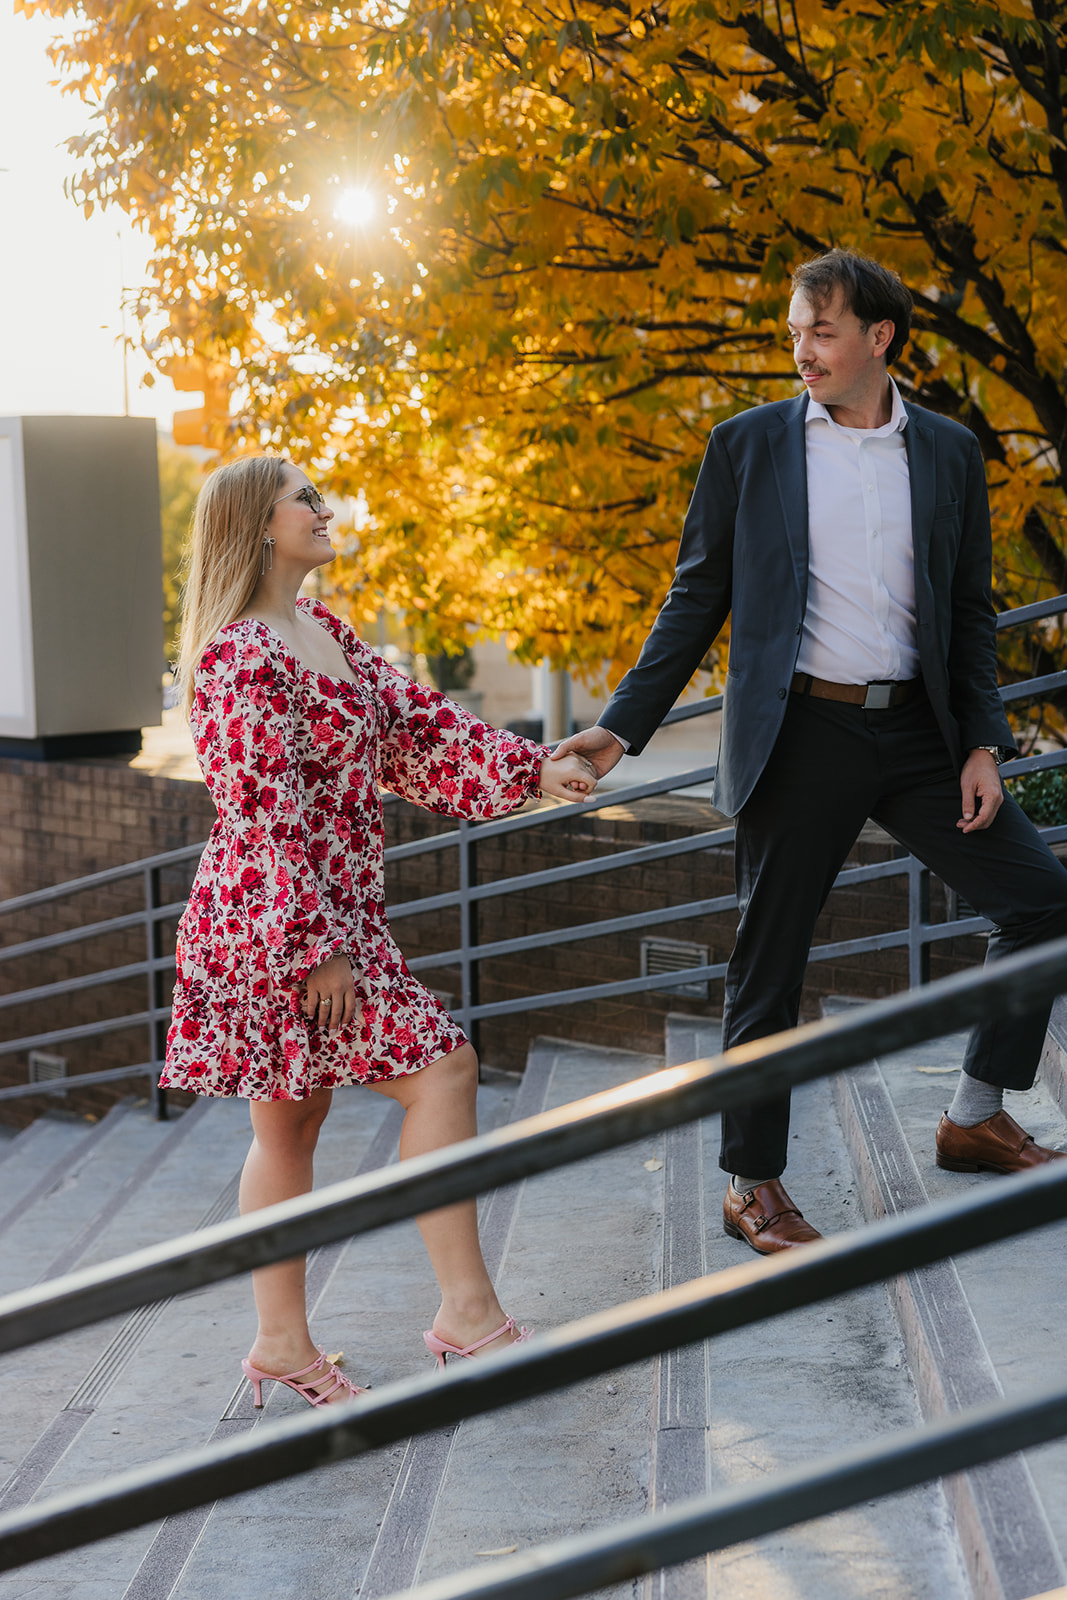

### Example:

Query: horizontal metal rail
xmin=659 ymin=692 xmax=724 ymax=724
xmin=0 ymin=1008 xmax=170 ymax=1061
xmin=0 ymin=1062 xmax=157 ymax=1102
xmin=1 ymin=932 xmax=1066 ymax=1359
xmin=0 ymin=902 xmax=186 ymax=968
xmin=381 ymin=761 xmax=720 ymax=864
xmin=0 ymin=957 xmax=174 ymax=1014
xmin=1000 ymin=670 xmax=1067 ymax=703
xmin=386 ymin=824 xmax=732 ymax=921
xmin=1 ymin=1156 xmax=1065 ymax=1571
xmin=382 ymin=1384 xmax=1067 ymax=1600
xmin=406 ymin=891 xmax=742 ymax=972
xmin=0 ymin=844 xmax=203 ymax=917
xmin=460 ymin=915 xmax=1001 ymax=1025
xmin=1001 ymin=747 xmax=1067 ymax=779
xmin=996 ymin=592 xmax=1067 ymax=628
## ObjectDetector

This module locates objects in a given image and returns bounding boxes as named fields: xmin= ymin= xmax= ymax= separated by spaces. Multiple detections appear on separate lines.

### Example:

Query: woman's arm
xmin=311 ymin=616 xmax=544 ymax=817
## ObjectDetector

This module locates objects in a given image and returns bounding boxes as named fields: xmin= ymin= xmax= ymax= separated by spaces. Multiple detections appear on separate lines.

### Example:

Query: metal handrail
xmin=0 ymin=1062 xmax=158 ymax=1102
xmin=996 ymin=593 xmax=1067 ymax=628
xmin=0 ymin=843 xmax=204 ymax=917
xmin=1 ymin=954 xmax=1067 ymax=1568
xmin=2 ymin=931 xmax=1066 ymax=1357
xmin=381 ymin=1382 xmax=1067 ymax=1600
xmin=1 ymin=594 xmax=1066 ymax=1100
xmin=0 ymin=601 xmax=1066 ymax=1583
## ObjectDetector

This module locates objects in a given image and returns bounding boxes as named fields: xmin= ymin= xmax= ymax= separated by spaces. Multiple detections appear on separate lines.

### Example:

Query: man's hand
xmin=958 ymin=749 xmax=1003 ymax=834
xmin=550 ymin=725 xmax=626 ymax=780
xmin=304 ymin=954 xmax=359 ymax=1033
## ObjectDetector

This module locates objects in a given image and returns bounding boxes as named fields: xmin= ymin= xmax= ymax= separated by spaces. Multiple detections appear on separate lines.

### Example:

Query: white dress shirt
xmin=604 ymin=380 xmax=918 ymax=752
xmin=796 ymin=379 xmax=918 ymax=684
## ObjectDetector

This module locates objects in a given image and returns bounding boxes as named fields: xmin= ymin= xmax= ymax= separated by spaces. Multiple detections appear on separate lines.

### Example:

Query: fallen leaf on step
xmin=475 ymin=1546 xmax=519 ymax=1557
xmin=643 ymin=1158 xmax=663 ymax=1171
xmin=915 ymin=1067 xmax=958 ymax=1075
xmin=326 ymin=1351 xmax=345 ymax=1366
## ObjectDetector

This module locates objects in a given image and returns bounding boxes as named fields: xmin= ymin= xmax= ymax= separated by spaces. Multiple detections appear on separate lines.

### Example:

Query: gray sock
xmin=732 ymin=1174 xmax=773 ymax=1194
xmin=946 ymin=1072 xmax=1004 ymax=1128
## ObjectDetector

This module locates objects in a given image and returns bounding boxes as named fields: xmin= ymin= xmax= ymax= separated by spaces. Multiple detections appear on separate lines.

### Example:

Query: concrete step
xmin=0 ymin=1111 xmax=121 ymax=1253
xmin=0 ymin=1085 xmax=400 ymax=1598
xmin=159 ymin=1041 xmax=666 ymax=1600
xmin=4 ymin=1009 xmax=1038 ymax=1600
xmin=0 ymin=1099 xmax=186 ymax=1294
xmin=828 ymin=996 xmax=1067 ymax=1600
xmin=660 ymin=1014 xmax=970 ymax=1600
xmin=0 ymin=1096 xmax=252 ymax=1524
xmin=0 ymin=1043 xmax=668 ymax=1600
xmin=409 ymin=1041 xmax=664 ymax=1598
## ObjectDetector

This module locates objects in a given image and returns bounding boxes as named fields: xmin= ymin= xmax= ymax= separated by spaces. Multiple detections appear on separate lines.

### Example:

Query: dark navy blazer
xmin=599 ymin=392 xmax=1016 ymax=817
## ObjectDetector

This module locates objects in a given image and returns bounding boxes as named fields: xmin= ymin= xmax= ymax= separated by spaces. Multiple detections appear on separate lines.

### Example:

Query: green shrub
xmin=1005 ymin=767 xmax=1067 ymax=825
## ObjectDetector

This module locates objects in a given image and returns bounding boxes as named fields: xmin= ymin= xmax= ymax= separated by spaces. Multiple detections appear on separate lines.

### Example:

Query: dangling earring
xmin=261 ymin=537 xmax=275 ymax=574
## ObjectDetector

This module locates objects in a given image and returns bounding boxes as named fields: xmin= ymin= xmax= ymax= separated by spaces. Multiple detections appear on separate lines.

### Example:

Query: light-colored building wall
xmin=0 ymin=415 xmax=163 ymax=746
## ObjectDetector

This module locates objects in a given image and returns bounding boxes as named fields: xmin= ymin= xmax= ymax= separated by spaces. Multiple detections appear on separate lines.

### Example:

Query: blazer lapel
xmin=767 ymin=394 xmax=810 ymax=603
xmin=904 ymin=404 xmax=936 ymax=594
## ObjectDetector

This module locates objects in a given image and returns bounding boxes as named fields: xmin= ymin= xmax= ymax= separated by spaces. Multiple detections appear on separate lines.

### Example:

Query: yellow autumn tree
xmin=22 ymin=0 xmax=1067 ymax=700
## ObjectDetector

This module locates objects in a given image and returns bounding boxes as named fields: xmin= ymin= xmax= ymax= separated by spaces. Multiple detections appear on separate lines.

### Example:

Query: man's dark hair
xmin=791 ymin=249 xmax=913 ymax=366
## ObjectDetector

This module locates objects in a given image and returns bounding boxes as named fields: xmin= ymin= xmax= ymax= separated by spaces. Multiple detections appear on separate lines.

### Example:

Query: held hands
xmin=549 ymin=725 xmax=626 ymax=781
xmin=303 ymin=954 xmax=360 ymax=1033
xmin=958 ymin=749 xmax=1003 ymax=834
xmin=539 ymin=751 xmax=600 ymax=801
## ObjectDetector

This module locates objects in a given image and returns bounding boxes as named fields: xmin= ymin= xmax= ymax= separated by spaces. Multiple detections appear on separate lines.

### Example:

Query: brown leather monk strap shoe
xmin=935 ymin=1109 xmax=1066 ymax=1174
xmin=722 ymin=1178 xmax=823 ymax=1255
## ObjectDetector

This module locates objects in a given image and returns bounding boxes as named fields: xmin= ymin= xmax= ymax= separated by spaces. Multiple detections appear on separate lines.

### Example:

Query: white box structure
xmin=0 ymin=416 xmax=163 ymax=759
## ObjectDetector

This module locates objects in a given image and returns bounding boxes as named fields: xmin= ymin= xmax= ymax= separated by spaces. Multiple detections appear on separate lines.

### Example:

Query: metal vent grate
xmin=640 ymin=937 xmax=709 ymax=999
xmin=28 ymin=1050 xmax=68 ymax=1088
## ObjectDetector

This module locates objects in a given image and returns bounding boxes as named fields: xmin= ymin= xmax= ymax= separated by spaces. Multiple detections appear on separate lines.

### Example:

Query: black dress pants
xmin=719 ymin=688 xmax=1067 ymax=1179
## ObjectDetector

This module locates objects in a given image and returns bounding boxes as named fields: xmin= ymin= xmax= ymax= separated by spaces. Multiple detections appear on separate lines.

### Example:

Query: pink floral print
xmin=161 ymin=600 xmax=546 ymax=1100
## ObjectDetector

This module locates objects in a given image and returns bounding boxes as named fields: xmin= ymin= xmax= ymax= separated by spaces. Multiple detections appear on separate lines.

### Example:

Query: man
xmin=553 ymin=249 xmax=1067 ymax=1255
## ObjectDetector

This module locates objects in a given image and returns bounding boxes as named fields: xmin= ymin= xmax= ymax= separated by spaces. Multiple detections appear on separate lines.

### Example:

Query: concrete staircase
xmin=0 ymin=1007 xmax=1064 ymax=1600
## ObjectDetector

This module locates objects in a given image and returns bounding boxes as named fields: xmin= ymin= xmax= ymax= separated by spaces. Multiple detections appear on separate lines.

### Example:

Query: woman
xmin=161 ymin=455 xmax=597 ymax=1406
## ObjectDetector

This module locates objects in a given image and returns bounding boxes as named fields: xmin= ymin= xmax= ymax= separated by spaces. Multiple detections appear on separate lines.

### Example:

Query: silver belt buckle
xmin=862 ymin=682 xmax=894 ymax=710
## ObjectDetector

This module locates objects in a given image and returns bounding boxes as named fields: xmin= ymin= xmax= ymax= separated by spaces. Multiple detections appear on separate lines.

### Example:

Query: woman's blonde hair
xmin=175 ymin=455 xmax=289 ymax=716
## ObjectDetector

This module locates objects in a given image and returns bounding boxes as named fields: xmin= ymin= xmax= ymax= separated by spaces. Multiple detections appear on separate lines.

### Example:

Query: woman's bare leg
xmin=239 ymin=1086 xmax=352 ymax=1397
xmin=370 ymin=1043 xmax=522 ymax=1356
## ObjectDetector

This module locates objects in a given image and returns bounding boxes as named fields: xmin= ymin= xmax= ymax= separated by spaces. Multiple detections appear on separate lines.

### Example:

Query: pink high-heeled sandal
xmin=241 ymin=1345 xmax=368 ymax=1408
xmin=423 ymin=1316 xmax=531 ymax=1370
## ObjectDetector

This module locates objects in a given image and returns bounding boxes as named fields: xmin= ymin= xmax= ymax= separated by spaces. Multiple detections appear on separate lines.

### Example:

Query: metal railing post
xmin=458 ymin=820 xmax=480 ymax=1059
xmin=145 ymin=867 xmax=169 ymax=1121
xmin=907 ymin=856 xmax=931 ymax=989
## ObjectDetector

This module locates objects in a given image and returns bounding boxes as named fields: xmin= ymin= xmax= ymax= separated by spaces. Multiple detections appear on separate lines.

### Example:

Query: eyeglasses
xmin=271 ymin=484 xmax=327 ymax=512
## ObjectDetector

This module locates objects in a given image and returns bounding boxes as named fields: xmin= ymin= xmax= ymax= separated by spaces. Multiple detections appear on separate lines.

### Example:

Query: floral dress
xmin=161 ymin=599 xmax=546 ymax=1100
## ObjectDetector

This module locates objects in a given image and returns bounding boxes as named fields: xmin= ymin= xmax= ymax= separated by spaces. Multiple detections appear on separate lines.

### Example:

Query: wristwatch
xmin=975 ymin=745 xmax=1006 ymax=765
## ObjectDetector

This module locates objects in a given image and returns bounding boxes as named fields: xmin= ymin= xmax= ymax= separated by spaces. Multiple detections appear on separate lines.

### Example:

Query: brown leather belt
xmin=790 ymin=672 xmax=921 ymax=710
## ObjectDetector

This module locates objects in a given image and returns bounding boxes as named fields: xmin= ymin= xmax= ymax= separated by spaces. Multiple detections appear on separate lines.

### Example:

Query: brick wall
xmin=0 ymin=756 xmax=999 ymax=1121
xmin=0 ymin=758 xmax=216 ymax=1127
